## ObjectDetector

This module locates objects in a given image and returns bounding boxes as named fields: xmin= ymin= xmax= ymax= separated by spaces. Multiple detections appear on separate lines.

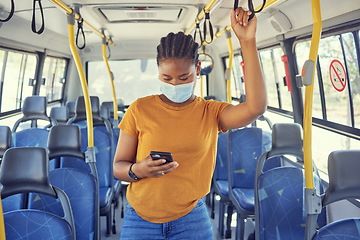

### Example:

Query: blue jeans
xmin=120 ymin=198 xmax=213 ymax=240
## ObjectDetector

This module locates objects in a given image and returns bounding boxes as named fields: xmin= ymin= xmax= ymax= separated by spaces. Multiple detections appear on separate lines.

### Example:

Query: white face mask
xmin=160 ymin=81 xmax=195 ymax=103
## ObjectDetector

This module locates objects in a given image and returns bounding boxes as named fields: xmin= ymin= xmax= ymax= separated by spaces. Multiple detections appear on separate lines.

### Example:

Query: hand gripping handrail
xmin=50 ymin=0 xmax=114 ymax=46
xmin=67 ymin=12 xmax=94 ymax=148
xmin=302 ymin=0 xmax=322 ymax=239
xmin=202 ymin=0 xmax=279 ymax=47
xmin=102 ymin=37 xmax=119 ymax=125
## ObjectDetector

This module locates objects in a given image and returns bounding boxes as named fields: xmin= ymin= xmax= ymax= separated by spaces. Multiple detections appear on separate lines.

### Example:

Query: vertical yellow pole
xmin=303 ymin=0 xmax=322 ymax=190
xmin=0 ymin=195 xmax=5 ymax=240
xmin=68 ymin=16 xmax=94 ymax=147
xmin=102 ymin=43 xmax=118 ymax=121
xmin=200 ymin=75 xmax=204 ymax=98
xmin=226 ymin=31 xmax=234 ymax=103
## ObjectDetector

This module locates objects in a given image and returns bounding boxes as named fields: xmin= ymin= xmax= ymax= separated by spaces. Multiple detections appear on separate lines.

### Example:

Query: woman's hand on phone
xmin=132 ymin=155 xmax=179 ymax=179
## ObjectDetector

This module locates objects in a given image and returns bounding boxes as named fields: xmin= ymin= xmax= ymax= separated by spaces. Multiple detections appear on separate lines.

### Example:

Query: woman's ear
xmin=196 ymin=61 xmax=201 ymax=76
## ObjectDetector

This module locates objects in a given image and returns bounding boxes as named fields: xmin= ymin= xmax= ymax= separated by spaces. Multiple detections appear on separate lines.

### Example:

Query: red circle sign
xmin=329 ymin=59 xmax=347 ymax=92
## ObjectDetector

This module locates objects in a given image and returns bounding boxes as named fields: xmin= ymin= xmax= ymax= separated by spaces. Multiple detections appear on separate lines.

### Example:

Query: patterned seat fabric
xmin=4 ymin=209 xmax=72 ymax=240
xmin=258 ymin=167 xmax=326 ymax=240
xmin=28 ymin=168 xmax=97 ymax=240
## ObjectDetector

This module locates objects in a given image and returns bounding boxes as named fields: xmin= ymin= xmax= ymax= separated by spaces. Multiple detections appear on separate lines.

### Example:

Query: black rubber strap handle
xmin=0 ymin=0 xmax=15 ymax=22
xmin=31 ymin=0 xmax=45 ymax=34
xmin=203 ymin=11 xmax=214 ymax=44
xmin=76 ymin=18 xmax=86 ymax=50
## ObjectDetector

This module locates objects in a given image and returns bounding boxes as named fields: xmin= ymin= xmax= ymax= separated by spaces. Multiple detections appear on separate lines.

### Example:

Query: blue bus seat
xmin=29 ymin=125 xmax=100 ymax=240
xmin=311 ymin=150 xmax=360 ymax=240
xmin=11 ymin=96 xmax=51 ymax=149
xmin=228 ymin=127 xmax=273 ymax=240
xmin=100 ymin=104 xmax=123 ymax=212
xmin=212 ymin=131 xmax=234 ymax=238
xmin=0 ymin=147 xmax=75 ymax=239
xmin=68 ymin=96 xmax=115 ymax=236
xmin=255 ymin=123 xmax=326 ymax=240
xmin=66 ymin=101 xmax=76 ymax=119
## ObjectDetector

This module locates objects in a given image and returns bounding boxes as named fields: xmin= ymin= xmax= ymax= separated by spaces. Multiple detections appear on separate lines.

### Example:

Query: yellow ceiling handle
xmin=68 ymin=12 xmax=94 ymax=148
xmin=102 ymin=41 xmax=119 ymax=122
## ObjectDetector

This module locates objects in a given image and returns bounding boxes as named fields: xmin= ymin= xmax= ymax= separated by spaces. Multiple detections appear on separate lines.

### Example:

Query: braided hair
xmin=156 ymin=32 xmax=199 ymax=66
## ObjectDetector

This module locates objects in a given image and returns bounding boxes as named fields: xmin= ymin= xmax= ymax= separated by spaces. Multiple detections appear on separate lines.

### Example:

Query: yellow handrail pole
xmin=0 ymin=195 xmax=5 ymax=240
xmin=102 ymin=43 xmax=119 ymax=122
xmin=303 ymin=0 xmax=322 ymax=190
xmin=67 ymin=13 xmax=94 ymax=148
xmin=200 ymin=75 xmax=204 ymax=98
xmin=185 ymin=0 xmax=218 ymax=35
xmin=50 ymin=0 xmax=114 ymax=46
xmin=226 ymin=30 xmax=234 ymax=103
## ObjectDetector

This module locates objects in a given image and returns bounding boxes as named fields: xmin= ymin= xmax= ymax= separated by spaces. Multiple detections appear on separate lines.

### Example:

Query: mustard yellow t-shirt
xmin=119 ymin=95 xmax=231 ymax=223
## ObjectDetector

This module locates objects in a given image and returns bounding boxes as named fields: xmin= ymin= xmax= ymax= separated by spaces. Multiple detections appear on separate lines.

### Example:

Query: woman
xmin=113 ymin=7 xmax=266 ymax=239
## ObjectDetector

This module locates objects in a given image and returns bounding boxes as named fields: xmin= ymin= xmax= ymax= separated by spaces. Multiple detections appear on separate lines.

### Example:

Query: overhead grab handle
xmin=233 ymin=0 xmax=267 ymax=21
xmin=203 ymin=10 xmax=214 ymax=44
xmin=74 ymin=5 xmax=86 ymax=50
xmin=0 ymin=0 xmax=14 ymax=22
xmin=193 ymin=21 xmax=203 ymax=48
xmin=31 ymin=0 xmax=45 ymax=34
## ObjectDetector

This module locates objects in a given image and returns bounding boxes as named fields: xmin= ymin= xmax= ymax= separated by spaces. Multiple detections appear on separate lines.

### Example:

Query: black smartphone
xmin=150 ymin=151 xmax=173 ymax=164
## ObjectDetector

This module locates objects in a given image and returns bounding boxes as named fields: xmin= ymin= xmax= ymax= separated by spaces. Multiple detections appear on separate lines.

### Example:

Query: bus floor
xmin=101 ymin=186 xmax=255 ymax=240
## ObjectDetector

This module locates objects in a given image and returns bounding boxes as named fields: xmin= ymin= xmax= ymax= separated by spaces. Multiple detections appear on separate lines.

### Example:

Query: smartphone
xmin=150 ymin=151 xmax=173 ymax=164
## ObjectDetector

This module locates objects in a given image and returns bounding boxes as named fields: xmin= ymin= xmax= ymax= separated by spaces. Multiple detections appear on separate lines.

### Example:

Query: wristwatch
xmin=129 ymin=163 xmax=142 ymax=180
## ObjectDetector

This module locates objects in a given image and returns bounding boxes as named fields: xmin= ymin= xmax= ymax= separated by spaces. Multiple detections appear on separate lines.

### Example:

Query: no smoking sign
xmin=329 ymin=59 xmax=347 ymax=92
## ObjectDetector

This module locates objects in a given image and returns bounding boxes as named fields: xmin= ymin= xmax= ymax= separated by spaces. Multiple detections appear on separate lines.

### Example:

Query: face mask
xmin=160 ymin=81 xmax=195 ymax=103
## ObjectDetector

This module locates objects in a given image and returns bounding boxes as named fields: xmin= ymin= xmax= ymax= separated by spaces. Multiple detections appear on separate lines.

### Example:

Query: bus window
xmin=225 ymin=54 xmax=243 ymax=103
xmin=40 ymin=57 xmax=67 ymax=102
xmin=342 ymin=32 xmax=360 ymax=128
xmin=259 ymin=47 xmax=292 ymax=112
xmin=0 ymin=49 xmax=37 ymax=113
xmin=88 ymin=59 xmax=160 ymax=105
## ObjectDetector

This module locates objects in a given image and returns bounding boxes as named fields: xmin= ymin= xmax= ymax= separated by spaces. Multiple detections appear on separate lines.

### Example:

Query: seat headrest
xmin=48 ymin=125 xmax=84 ymax=160
xmin=117 ymin=98 xmax=125 ymax=112
xmin=0 ymin=126 xmax=11 ymax=158
xmin=323 ymin=150 xmax=360 ymax=205
xmin=66 ymin=101 xmax=76 ymax=118
xmin=101 ymin=101 xmax=114 ymax=117
xmin=100 ymin=105 xmax=111 ymax=120
xmin=50 ymin=106 xmax=69 ymax=124
xmin=268 ymin=123 xmax=303 ymax=159
xmin=21 ymin=96 xmax=49 ymax=122
xmin=0 ymin=147 xmax=56 ymax=199
xmin=73 ymin=96 xmax=103 ymax=124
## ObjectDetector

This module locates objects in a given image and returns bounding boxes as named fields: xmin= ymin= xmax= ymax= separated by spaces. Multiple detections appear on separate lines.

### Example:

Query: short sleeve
xmin=118 ymin=100 xmax=139 ymax=138
xmin=207 ymin=100 xmax=232 ymax=133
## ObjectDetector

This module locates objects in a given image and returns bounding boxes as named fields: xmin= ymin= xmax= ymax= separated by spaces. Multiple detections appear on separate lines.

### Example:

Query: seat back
xmin=11 ymin=96 xmax=50 ymax=150
xmin=229 ymin=127 xmax=272 ymax=190
xmin=255 ymin=123 xmax=326 ymax=240
xmin=66 ymin=101 xmax=76 ymax=119
xmin=0 ymin=126 xmax=11 ymax=158
xmin=257 ymin=167 xmax=325 ymax=240
xmin=12 ymin=96 xmax=51 ymax=132
xmin=0 ymin=147 xmax=75 ymax=239
xmin=214 ymin=132 xmax=228 ymax=182
xmin=311 ymin=150 xmax=360 ymax=240
xmin=50 ymin=106 xmax=69 ymax=125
